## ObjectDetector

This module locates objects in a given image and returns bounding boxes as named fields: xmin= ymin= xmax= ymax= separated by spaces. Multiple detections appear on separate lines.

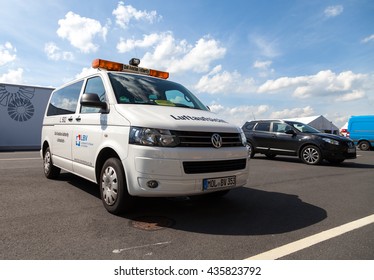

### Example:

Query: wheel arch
xmin=95 ymin=147 xmax=123 ymax=184
xmin=42 ymin=140 xmax=50 ymax=156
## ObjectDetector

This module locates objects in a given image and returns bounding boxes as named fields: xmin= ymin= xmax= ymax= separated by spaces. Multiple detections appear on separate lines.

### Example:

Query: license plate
xmin=203 ymin=176 xmax=236 ymax=191
xmin=348 ymin=148 xmax=355 ymax=153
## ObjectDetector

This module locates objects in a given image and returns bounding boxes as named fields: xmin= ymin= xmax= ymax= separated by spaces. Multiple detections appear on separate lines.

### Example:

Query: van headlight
xmin=129 ymin=127 xmax=180 ymax=147
xmin=322 ymin=138 xmax=339 ymax=145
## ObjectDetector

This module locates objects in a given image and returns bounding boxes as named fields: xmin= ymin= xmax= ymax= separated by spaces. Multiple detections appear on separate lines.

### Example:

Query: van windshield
xmin=108 ymin=73 xmax=208 ymax=110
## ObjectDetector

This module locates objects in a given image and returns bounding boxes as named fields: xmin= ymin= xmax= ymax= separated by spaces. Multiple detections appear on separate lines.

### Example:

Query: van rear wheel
xmin=358 ymin=141 xmax=370 ymax=151
xmin=43 ymin=147 xmax=60 ymax=179
xmin=100 ymin=158 xmax=132 ymax=215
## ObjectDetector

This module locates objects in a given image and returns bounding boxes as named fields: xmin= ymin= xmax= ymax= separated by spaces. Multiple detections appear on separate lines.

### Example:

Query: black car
xmin=242 ymin=120 xmax=356 ymax=165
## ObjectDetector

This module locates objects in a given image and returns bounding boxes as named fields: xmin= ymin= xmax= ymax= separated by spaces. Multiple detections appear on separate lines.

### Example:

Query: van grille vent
xmin=172 ymin=131 xmax=243 ymax=148
xmin=183 ymin=159 xmax=247 ymax=174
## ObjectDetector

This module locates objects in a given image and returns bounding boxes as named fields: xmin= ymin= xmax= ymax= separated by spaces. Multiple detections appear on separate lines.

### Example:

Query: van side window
xmin=254 ymin=122 xmax=270 ymax=132
xmin=81 ymin=76 xmax=106 ymax=113
xmin=47 ymin=80 xmax=83 ymax=116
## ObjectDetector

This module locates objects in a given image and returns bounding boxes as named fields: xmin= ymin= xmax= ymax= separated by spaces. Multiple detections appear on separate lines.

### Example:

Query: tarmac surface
xmin=0 ymin=150 xmax=373 ymax=260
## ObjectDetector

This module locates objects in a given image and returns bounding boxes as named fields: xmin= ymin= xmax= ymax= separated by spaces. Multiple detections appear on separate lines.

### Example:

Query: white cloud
xmin=57 ymin=11 xmax=108 ymax=53
xmin=362 ymin=34 xmax=374 ymax=43
xmin=0 ymin=68 xmax=23 ymax=83
xmin=253 ymin=60 xmax=274 ymax=77
xmin=75 ymin=67 xmax=98 ymax=79
xmin=209 ymin=103 xmax=270 ymax=126
xmin=44 ymin=42 xmax=74 ymax=61
xmin=128 ymin=33 xmax=226 ymax=74
xmin=117 ymin=33 xmax=162 ymax=53
xmin=208 ymin=102 xmax=316 ymax=126
xmin=270 ymin=106 xmax=315 ymax=119
xmin=0 ymin=42 xmax=17 ymax=66
xmin=336 ymin=90 xmax=365 ymax=102
xmin=324 ymin=5 xmax=344 ymax=18
xmin=258 ymin=70 xmax=368 ymax=100
xmin=251 ymin=36 xmax=280 ymax=58
xmin=168 ymin=37 xmax=226 ymax=73
xmin=258 ymin=76 xmax=308 ymax=94
xmin=113 ymin=1 xmax=160 ymax=29
xmin=195 ymin=65 xmax=255 ymax=94
xmin=253 ymin=60 xmax=272 ymax=70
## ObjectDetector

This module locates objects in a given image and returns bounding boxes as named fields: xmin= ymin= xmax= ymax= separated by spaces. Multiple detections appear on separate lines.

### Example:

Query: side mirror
xmin=80 ymin=93 xmax=108 ymax=112
xmin=285 ymin=129 xmax=296 ymax=135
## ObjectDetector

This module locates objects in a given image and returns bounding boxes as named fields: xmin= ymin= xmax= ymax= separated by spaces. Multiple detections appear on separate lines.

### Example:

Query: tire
xmin=358 ymin=141 xmax=370 ymax=151
xmin=300 ymin=145 xmax=322 ymax=165
xmin=100 ymin=158 xmax=132 ymax=214
xmin=247 ymin=142 xmax=255 ymax=158
xmin=43 ymin=147 xmax=61 ymax=179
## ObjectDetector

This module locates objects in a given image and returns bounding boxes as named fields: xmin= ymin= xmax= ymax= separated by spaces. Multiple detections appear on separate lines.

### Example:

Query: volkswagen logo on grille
xmin=211 ymin=133 xmax=223 ymax=148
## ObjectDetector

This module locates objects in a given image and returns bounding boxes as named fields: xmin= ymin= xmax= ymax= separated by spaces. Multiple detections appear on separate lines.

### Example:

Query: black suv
xmin=242 ymin=120 xmax=356 ymax=165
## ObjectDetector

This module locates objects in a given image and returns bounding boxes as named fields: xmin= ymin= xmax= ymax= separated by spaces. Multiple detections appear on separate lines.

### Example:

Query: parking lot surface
xmin=0 ymin=150 xmax=373 ymax=259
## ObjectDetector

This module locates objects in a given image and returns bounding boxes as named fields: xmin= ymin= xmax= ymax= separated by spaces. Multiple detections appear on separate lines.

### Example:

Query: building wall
xmin=0 ymin=83 xmax=54 ymax=151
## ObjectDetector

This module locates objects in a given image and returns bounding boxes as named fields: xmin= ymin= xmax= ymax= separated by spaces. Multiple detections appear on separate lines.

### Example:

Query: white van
xmin=41 ymin=58 xmax=250 ymax=214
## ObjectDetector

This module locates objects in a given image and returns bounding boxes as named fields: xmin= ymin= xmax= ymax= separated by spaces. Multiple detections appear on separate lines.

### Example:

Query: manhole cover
xmin=130 ymin=216 xmax=175 ymax=231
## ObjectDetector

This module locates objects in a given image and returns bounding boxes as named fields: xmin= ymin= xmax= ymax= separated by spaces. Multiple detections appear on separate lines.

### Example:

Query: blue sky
xmin=1 ymin=0 xmax=373 ymax=127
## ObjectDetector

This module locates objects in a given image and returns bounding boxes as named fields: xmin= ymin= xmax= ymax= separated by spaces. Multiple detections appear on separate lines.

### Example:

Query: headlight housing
xmin=322 ymin=138 xmax=339 ymax=145
xmin=129 ymin=127 xmax=180 ymax=147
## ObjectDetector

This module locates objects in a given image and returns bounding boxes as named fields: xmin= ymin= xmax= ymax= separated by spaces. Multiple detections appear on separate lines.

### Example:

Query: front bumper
xmin=123 ymin=145 xmax=250 ymax=197
xmin=322 ymin=143 xmax=356 ymax=160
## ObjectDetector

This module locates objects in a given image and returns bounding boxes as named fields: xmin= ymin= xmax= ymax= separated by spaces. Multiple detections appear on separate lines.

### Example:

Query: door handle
xmin=68 ymin=117 xmax=73 ymax=122
xmin=75 ymin=116 xmax=81 ymax=122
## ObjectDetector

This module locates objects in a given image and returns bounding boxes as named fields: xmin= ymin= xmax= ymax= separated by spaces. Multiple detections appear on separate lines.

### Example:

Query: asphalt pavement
xmin=0 ymin=150 xmax=373 ymax=260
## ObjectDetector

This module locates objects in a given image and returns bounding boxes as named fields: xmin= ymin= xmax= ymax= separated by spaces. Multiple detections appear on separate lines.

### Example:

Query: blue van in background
xmin=347 ymin=115 xmax=374 ymax=151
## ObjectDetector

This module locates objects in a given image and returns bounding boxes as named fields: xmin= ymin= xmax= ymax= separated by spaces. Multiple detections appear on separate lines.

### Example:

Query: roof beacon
xmin=92 ymin=58 xmax=169 ymax=80
xmin=129 ymin=58 xmax=140 ymax=66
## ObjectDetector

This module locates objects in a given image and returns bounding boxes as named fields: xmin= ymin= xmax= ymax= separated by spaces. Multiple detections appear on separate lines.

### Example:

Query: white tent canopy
xmin=286 ymin=115 xmax=339 ymax=134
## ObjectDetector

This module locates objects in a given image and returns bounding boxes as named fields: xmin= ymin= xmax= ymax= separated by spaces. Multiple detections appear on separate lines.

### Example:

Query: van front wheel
xmin=100 ymin=158 xmax=132 ymax=215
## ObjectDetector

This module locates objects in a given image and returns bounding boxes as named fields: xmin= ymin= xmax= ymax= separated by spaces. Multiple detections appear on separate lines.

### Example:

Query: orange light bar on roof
xmin=92 ymin=58 xmax=169 ymax=79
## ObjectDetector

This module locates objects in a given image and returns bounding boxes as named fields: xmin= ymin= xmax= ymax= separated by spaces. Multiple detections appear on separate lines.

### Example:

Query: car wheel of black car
xmin=300 ymin=145 xmax=322 ymax=165
xmin=247 ymin=142 xmax=255 ymax=158
xmin=358 ymin=140 xmax=370 ymax=151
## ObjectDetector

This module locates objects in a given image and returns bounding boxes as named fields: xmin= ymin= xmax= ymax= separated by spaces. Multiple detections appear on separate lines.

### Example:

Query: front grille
xmin=183 ymin=158 xmax=247 ymax=174
xmin=347 ymin=141 xmax=355 ymax=148
xmin=173 ymin=131 xmax=243 ymax=148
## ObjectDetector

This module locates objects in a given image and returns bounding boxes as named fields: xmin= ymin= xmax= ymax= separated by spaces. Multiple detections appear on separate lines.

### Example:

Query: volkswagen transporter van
xmin=41 ymin=58 xmax=250 ymax=214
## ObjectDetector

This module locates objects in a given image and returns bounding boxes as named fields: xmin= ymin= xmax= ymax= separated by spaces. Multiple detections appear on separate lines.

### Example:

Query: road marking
xmin=113 ymin=241 xmax=171 ymax=254
xmin=0 ymin=157 xmax=40 ymax=161
xmin=246 ymin=214 xmax=374 ymax=260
